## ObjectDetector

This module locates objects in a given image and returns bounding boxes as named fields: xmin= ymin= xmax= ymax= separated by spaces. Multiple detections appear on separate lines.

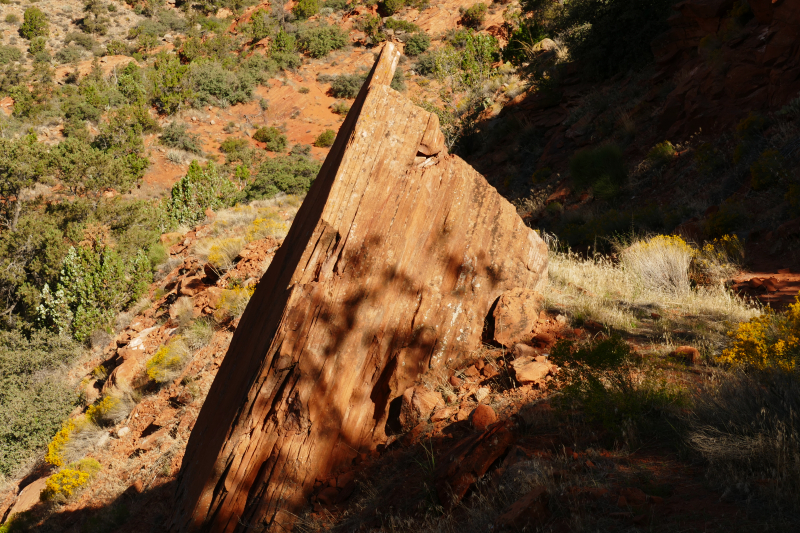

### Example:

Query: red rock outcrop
xmin=168 ymin=43 xmax=548 ymax=533
xmin=652 ymin=0 xmax=800 ymax=136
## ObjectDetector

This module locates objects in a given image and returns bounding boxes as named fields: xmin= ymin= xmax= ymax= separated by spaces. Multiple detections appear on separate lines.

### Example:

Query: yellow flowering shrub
xmin=719 ymin=298 xmax=800 ymax=371
xmin=40 ymin=458 xmax=101 ymax=501
xmin=213 ymin=286 xmax=256 ymax=323
xmin=245 ymin=217 xmax=288 ymax=242
xmin=86 ymin=396 xmax=120 ymax=425
xmin=621 ymin=235 xmax=695 ymax=294
xmin=206 ymin=237 xmax=247 ymax=271
xmin=45 ymin=417 xmax=89 ymax=467
xmin=146 ymin=336 xmax=190 ymax=383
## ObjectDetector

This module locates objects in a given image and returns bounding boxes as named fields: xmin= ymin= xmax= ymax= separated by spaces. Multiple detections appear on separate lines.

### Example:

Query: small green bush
xmin=384 ymin=18 xmax=419 ymax=33
xmin=4 ymin=13 xmax=19 ymax=24
xmin=569 ymin=143 xmax=626 ymax=195
xmin=293 ymin=0 xmax=320 ymax=19
xmin=0 ymin=331 xmax=81 ymax=476
xmin=166 ymin=161 xmax=237 ymax=227
xmin=20 ymin=7 xmax=48 ymax=40
xmin=56 ymin=45 xmax=84 ymax=64
xmin=65 ymin=31 xmax=97 ymax=50
xmin=241 ymin=154 xmax=321 ymax=201
xmin=248 ymin=9 xmax=272 ymax=41
xmin=0 ymin=45 xmax=22 ymax=65
xmin=750 ymin=149 xmax=784 ymax=191
xmin=379 ymin=0 xmax=406 ymax=16
xmin=147 ymin=336 xmax=190 ymax=383
xmin=220 ymin=137 xmax=250 ymax=154
xmin=252 ymin=126 xmax=288 ymax=152
xmin=327 ymin=73 xmax=366 ymax=98
xmin=297 ymin=24 xmax=348 ymax=58
xmin=314 ymin=129 xmax=336 ymax=147
xmin=358 ymin=14 xmax=386 ymax=43
xmin=646 ymin=140 xmax=676 ymax=168
xmin=403 ymin=32 xmax=430 ymax=56
xmin=41 ymin=458 xmax=101 ymax=501
xmin=28 ymin=36 xmax=46 ymax=55
xmin=331 ymin=101 xmax=350 ymax=115
xmin=190 ymin=60 xmax=254 ymax=107
xmin=161 ymin=122 xmax=202 ymax=154
xmin=461 ymin=3 xmax=487 ymax=29
xmin=323 ymin=0 xmax=350 ymax=10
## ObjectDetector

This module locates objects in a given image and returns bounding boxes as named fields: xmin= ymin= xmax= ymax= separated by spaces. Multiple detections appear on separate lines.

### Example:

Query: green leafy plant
xmin=165 ymin=161 xmax=237 ymax=227
xmin=41 ymin=458 xmax=101 ymax=501
xmin=330 ymin=101 xmax=350 ymax=115
xmin=297 ymin=24 xmax=348 ymax=58
xmin=20 ymin=7 xmax=49 ymax=40
xmin=293 ymin=0 xmax=320 ymax=19
xmin=379 ymin=0 xmax=406 ymax=16
xmin=161 ymin=122 xmax=202 ymax=154
xmin=240 ymin=154 xmax=321 ymax=201
xmin=461 ymin=3 xmax=487 ymax=29
xmin=314 ymin=129 xmax=336 ymax=147
xmin=403 ymin=32 xmax=430 ymax=56
xmin=253 ymin=126 xmax=288 ymax=152
xmin=219 ymin=137 xmax=250 ymax=154
xmin=646 ymin=140 xmax=676 ymax=168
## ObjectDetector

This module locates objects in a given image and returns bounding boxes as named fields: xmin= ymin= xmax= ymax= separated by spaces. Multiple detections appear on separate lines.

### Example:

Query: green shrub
xmin=297 ymin=24 xmax=348 ymax=58
xmin=190 ymin=60 xmax=254 ymax=107
xmin=324 ymin=0 xmax=350 ymax=10
xmin=646 ymin=140 xmax=676 ymax=167
xmin=403 ymin=32 xmax=430 ymax=56
xmin=219 ymin=137 xmax=250 ymax=154
xmin=358 ymin=14 xmax=386 ymax=44
xmin=330 ymin=101 xmax=350 ymax=115
xmin=325 ymin=73 xmax=365 ymax=98
xmin=313 ymin=129 xmax=335 ymax=147
xmin=41 ymin=458 xmax=101 ymax=501
xmin=161 ymin=121 xmax=202 ymax=154
xmin=166 ymin=161 xmax=237 ymax=227
xmin=461 ymin=3 xmax=487 ymax=28
xmin=379 ymin=0 xmax=406 ymax=16
xmin=81 ymin=0 xmax=110 ymax=35
xmin=65 ymin=31 xmax=97 ymax=50
xmin=147 ymin=51 xmax=191 ymax=115
xmin=20 ymin=7 xmax=48 ymax=40
xmin=550 ymin=335 xmax=685 ymax=446
xmin=293 ymin=0 xmax=320 ymax=19
xmin=36 ymin=244 xmax=152 ymax=342
xmin=0 ymin=331 xmax=81 ymax=476
xmin=569 ymin=143 xmax=626 ymax=195
xmin=241 ymin=154 xmax=321 ymax=200
xmin=105 ymin=39 xmax=129 ymax=56
xmin=0 ymin=45 xmax=22 ymax=65
xmin=29 ymin=36 xmax=46 ymax=55
xmin=253 ymin=126 xmax=288 ymax=152
xmin=248 ymin=9 xmax=272 ymax=41
xmin=56 ymin=45 xmax=84 ymax=64
xmin=5 ymin=13 xmax=19 ymax=24
xmin=384 ymin=18 xmax=419 ymax=33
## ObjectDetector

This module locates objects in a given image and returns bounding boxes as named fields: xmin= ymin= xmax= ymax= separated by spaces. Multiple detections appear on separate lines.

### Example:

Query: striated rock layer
xmin=168 ymin=43 xmax=548 ymax=533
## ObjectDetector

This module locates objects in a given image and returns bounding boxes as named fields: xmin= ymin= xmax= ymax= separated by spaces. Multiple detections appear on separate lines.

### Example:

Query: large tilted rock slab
xmin=169 ymin=43 xmax=548 ymax=533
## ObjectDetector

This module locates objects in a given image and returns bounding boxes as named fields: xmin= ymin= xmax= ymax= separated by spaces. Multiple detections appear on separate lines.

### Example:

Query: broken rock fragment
xmin=169 ymin=43 xmax=547 ymax=533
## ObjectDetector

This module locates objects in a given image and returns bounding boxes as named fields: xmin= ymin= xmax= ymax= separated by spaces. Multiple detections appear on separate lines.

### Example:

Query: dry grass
xmin=543 ymin=235 xmax=760 ymax=351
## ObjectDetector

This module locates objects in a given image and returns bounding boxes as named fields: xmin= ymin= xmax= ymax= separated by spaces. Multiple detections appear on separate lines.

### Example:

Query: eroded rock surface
xmin=169 ymin=43 xmax=548 ymax=533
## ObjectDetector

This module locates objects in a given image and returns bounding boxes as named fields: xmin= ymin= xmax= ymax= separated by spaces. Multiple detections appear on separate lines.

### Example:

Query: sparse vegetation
xmin=252 ymin=126 xmax=288 ymax=152
xmin=461 ymin=3 xmax=487 ymax=29
xmin=161 ymin=122 xmax=202 ymax=154
xmin=41 ymin=458 xmax=101 ymax=501
xmin=313 ymin=129 xmax=335 ymax=148
xmin=19 ymin=7 xmax=48 ymax=40
xmin=147 ymin=336 xmax=190 ymax=383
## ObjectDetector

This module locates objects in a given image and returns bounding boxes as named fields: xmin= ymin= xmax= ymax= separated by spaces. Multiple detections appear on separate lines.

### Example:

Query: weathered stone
xmin=470 ymin=404 xmax=496 ymax=431
xmin=399 ymin=386 xmax=444 ymax=429
xmin=168 ymin=44 xmax=547 ymax=533
xmin=493 ymin=288 xmax=544 ymax=347
xmin=511 ymin=356 xmax=555 ymax=385
xmin=495 ymin=486 xmax=549 ymax=530
xmin=8 ymin=478 xmax=47 ymax=517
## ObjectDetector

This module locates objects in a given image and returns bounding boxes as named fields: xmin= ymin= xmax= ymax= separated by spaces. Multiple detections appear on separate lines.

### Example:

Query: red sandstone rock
xmin=495 ymin=486 xmax=549 ymax=530
xmin=511 ymin=356 xmax=555 ymax=384
xmin=492 ymin=288 xmax=544 ymax=347
xmin=671 ymin=345 xmax=701 ymax=366
xmin=6 ymin=477 xmax=47 ymax=518
xmin=168 ymin=43 xmax=548 ymax=533
xmin=471 ymin=404 xmax=497 ymax=431
xmin=399 ymin=387 xmax=444 ymax=429
xmin=435 ymin=422 xmax=516 ymax=508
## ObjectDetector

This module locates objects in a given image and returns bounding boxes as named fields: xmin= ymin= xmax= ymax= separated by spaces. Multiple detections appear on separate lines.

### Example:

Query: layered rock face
xmin=653 ymin=0 xmax=800 ymax=136
xmin=168 ymin=43 xmax=548 ymax=533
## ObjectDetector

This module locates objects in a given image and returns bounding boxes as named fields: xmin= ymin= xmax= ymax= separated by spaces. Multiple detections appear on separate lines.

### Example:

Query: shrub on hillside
xmin=569 ymin=143 xmax=626 ymax=197
xmin=20 ymin=7 xmax=48 ymax=40
xmin=252 ymin=126 xmax=288 ymax=152
xmin=270 ymin=29 xmax=301 ymax=70
xmin=56 ymin=45 xmax=84 ymax=64
xmin=37 ymin=244 xmax=152 ymax=342
xmin=297 ymin=24 xmax=348 ymax=58
xmin=330 ymin=101 xmax=350 ymax=115
xmin=214 ymin=285 xmax=255 ymax=323
xmin=166 ymin=161 xmax=238 ymax=227
xmin=328 ymin=73 xmax=366 ymax=98
xmin=160 ymin=121 xmax=202 ymax=153
xmin=41 ymin=458 xmax=101 ymax=502
xmin=241 ymin=154 xmax=321 ymax=201
xmin=148 ymin=51 xmax=191 ymax=115
xmin=0 ymin=331 xmax=81 ymax=476
xmin=620 ymin=235 xmax=693 ymax=296
xmin=646 ymin=140 xmax=676 ymax=168
xmin=461 ymin=3 xmax=487 ymax=29
xmin=220 ymin=137 xmax=250 ymax=155
xmin=379 ymin=0 xmax=406 ymax=16
xmin=750 ymin=149 xmax=785 ymax=191
xmin=403 ymin=32 xmax=430 ymax=56
xmin=147 ymin=336 xmax=190 ymax=383
xmin=0 ymin=45 xmax=22 ymax=65
xmin=293 ymin=0 xmax=320 ymax=19
xmin=313 ymin=129 xmax=335 ymax=147
xmin=719 ymin=299 xmax=800 ymax=371
xmin=189 ymin=60 xmax=254 ymax=107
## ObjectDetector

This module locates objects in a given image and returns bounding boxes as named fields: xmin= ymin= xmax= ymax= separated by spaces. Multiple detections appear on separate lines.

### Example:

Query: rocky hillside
xmin=2 ymin=0 xmax=800 ymax=532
